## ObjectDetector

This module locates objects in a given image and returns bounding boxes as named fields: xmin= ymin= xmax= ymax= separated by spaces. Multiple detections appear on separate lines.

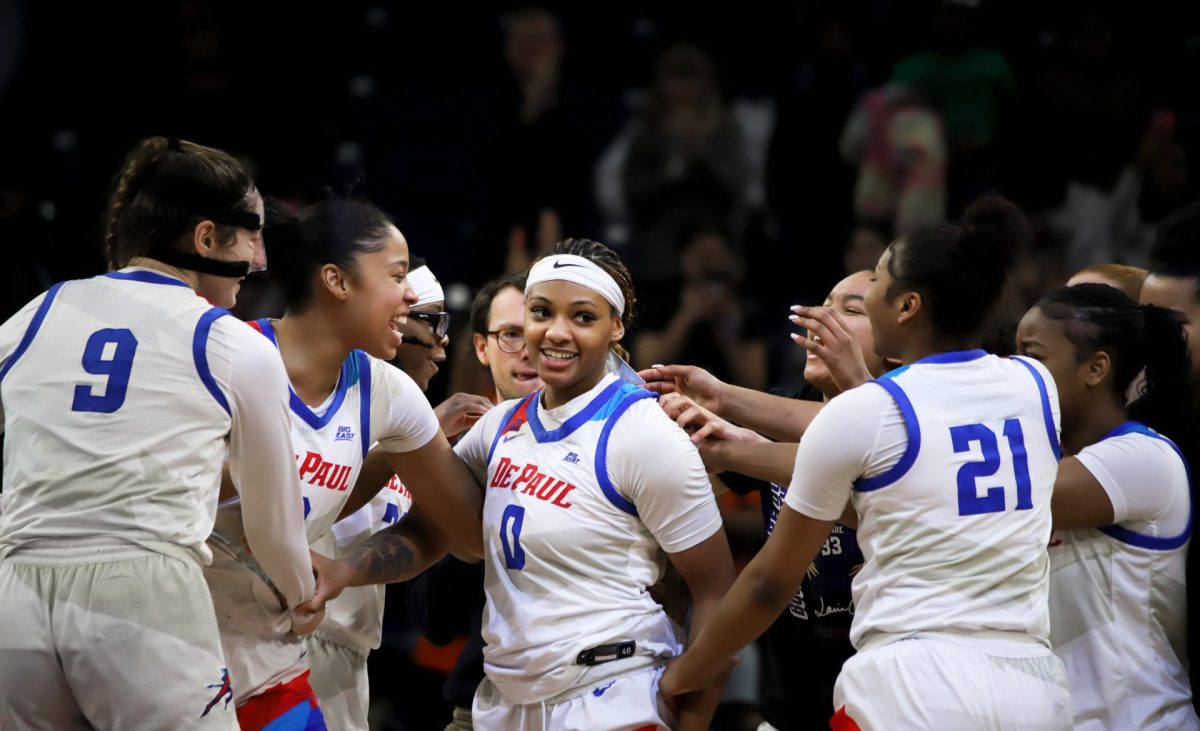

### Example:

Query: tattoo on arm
xmin=346 ymin=524 xmax=416 ymax=585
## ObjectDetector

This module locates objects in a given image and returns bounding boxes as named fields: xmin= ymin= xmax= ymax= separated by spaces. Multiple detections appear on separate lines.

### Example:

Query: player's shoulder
xmin=365 ymin=352 xmax=422 ymax=395
xmin=606 ymin=388 xmax=695 ymax=458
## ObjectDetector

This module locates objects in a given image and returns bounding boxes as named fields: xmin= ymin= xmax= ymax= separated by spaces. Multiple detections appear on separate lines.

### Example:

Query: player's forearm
xmin=675 ymin=593 xmax=730 ymax=731
xmin=343 ymin=517 xmax=449 ymax=587
xmin=705 ymin=440 xmax=797 ymax=485
xmin=337 ymin=448 xmax=395 ymax=522
xmin=718 ymin=387 xmax=820 ymax=442
xmin=342 ymin=524 xmax=418 ymax=586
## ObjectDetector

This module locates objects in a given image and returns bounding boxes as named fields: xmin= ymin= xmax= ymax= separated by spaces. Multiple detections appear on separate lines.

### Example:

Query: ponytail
xmin=1129 ymin=304 xmax=1193 ymax=444
xmin=1038 ymin=283 xmax=1193 ymax=444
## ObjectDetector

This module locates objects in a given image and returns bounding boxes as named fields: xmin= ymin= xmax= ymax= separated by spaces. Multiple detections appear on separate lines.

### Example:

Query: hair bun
xmin=956 ymin=195 xmax=1031 ymax=273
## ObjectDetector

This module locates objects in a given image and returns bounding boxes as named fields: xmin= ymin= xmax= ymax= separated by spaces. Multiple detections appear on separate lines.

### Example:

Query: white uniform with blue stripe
xmin=1049 ymin=422 xmax=1198 ymax=730
xmin=0 ymin=269 xmax=313 ymax=730
xmin=204 ymin=318 xmax=438 ymax=704
xmin=305 ymin=476 xmax=411 ymax=731
xmin=785 ymin=350 xmax=1071 ymax=729
xmin=454 ymin=373 xmax=722 ymax=723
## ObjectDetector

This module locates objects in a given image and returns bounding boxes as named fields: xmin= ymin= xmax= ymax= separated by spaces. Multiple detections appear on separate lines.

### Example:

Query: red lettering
xmin=551 ymin=483 xmax=575 ymax=509
xmin=511 ymin=464 xmax=538 ymax=491
xmin=327 ymin=465 xmax=351 ymax=491
xmin=311 ymin=461 xmax=332 ymax=487
xmin=490 ymin=458 xmax=512 ymax=488
xmin=521 ymin=473 xmax=545 ymax=496
xmin=297 ymin=451 xmax=321 ymax=480
xmin=536 ymin=478 xmax=565 ymax=501
xmin=498 ymin=462 xmax=519 ymax=489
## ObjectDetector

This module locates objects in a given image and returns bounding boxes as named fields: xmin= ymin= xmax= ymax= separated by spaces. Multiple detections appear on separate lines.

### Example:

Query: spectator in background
xmin=1037 ymin=11 xmax=1153 ymax=271
xmin=890 ymin=0 xmax=1016 ymax=214
xmin=476 ymin=5 xmax=606 ymax=286
xmin=623 ymin=44 xmax=751 ymax=316
xmin=840 ymin=84 xmax=947 ymax=236
xmin=765 ymin=7 xmax=869 ymax=308
xmin=635 ymin=228 xmax=767 ymax=391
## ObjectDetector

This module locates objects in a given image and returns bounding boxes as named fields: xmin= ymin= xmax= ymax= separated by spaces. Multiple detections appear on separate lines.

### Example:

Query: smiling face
xmin=334 ymin=226 xmax=417 ymax=361
xmin=195 ymin=189 xmax=266 ymax=308
xmin=473 ymin=285 xmax=541 ymax=401
xmin=525 ymin=279 xmax=624 ymax=407
xmin=393 ymin=301 xmax=448 ymax=391
xmin=804 ymin=271 xmax=888 ymax=395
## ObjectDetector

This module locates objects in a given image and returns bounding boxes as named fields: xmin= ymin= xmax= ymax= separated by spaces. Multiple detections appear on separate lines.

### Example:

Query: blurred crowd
xmin=3 ymin=1 xmax=1200 ymax=727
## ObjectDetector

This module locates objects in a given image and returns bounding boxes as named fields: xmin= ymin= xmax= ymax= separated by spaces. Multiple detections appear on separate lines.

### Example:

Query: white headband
xmin=407 ymin=265 xmax=444 ymax=307
xmin=525 ymin=254 xmax=625 ymax=315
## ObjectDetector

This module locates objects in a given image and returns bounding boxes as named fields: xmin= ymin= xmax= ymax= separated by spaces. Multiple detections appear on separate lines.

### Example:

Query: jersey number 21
xmin=951 ymin=419 xmax=1033 ymax=516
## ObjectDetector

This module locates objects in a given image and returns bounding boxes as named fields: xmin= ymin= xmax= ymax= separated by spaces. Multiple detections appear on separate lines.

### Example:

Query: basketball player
xmin=0 ymin=136 xmax=316 ymax=730
xmin=305 ymin=262 xmax=492 ymax=731
xmin=204 ymin=200 xmax=479 ymax=730
xmin=1016 ymin=283 xmax=1198 ymax=729
xmin=661 ymin=196 xmax=1073 ymax=730
xmin=448 ymin=238 xmax=735 ymax=730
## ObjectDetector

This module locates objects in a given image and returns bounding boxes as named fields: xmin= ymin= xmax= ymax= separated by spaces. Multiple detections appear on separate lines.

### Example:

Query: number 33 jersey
xmin=454 ymin=374 xmax=723 ymax=703
xmin=785 ymin=350 xmax=1062 ymax=650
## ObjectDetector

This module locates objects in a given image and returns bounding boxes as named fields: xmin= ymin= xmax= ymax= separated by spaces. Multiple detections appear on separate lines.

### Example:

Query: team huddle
xmin=0 ymin=136 xmax=1196 ymax=731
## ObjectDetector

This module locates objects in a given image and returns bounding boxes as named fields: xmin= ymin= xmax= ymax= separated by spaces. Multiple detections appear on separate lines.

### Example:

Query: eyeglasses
xmin=487 ymin=328 xmax=526 ymax=354
xmin=410 ymin=311 xmax=450 ymax=339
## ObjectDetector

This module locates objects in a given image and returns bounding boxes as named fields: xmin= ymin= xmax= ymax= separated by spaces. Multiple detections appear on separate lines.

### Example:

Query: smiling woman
xmin=201 ymin=198 xmax=485 ymax=731
xmin=449 ymin=238 xmax=736 ymax=731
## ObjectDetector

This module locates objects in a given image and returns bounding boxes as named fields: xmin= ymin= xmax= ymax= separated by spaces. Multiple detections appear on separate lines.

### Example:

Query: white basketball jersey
xmin=204 ymin=320 xmax=436 ymax=699
xmin=847 ymin=351 xmax=1061 ymax=650
xmin=457 ymin=375 xmax=721 ymax=702
xmin=313 ymin=472 xmax=412 ymax=652
xmin=0 ymin=271 xmax=243 ymax=563
xmin=1049 ymin=424 xmax=1197 ymax=730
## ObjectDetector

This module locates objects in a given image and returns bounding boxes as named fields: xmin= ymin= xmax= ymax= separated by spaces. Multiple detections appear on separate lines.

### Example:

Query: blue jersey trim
xmin=193 ymin=308 xmax=232 ymax=415
xmin=912 ymin=349 xmax=988 ymax=365
xmin=853 ymin=378 xmax=920 ymax=492
xmin=1094 ymin=421 xmax=1192 ymax=551
xmin=254 ymin=318 xmax=357 ymax=430
xmin=594 ymin=389 xmax=657 ymax=517
xmin=104 ymin=270 xmax=192 ymax=288
xmin=356 ymin=351 xmax=372 ymax=459
xmin=486 ymin=392 xmax=537 ymax=464
xmin=527 ymin=379 xmax=625 ymax=443
xmin=1010 ymin=356 xmax=1062 ymax=460
xmin=0 ymin=282 xmax=65 ymax=384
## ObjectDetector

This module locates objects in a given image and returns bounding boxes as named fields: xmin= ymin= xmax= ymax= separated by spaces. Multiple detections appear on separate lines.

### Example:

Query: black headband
xmin=152 ymin=247 xmax=251 ymax=278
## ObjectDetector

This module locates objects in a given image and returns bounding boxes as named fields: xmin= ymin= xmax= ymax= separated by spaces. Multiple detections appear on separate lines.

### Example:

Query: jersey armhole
xmin=193 ymin=308 xmax=232 ymax=415
xmin=357 ymin=351 xmax=372 ymax=458
xmin=1009 ymin=356 xmax=1062 ymax=460
xmin=853 ymin=378 xmax=919 ymax=492
xmin=0 ymin=281 xmax=66 ymax=383
xmin=593 ymin=389 xmax=657 ymax=517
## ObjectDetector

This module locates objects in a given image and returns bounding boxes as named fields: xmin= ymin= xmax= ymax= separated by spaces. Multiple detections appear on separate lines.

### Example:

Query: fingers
xmin=290 ymin=608 xmax=325 ymax=636
xmin=658 ymin=392 xmax=696 ymax=420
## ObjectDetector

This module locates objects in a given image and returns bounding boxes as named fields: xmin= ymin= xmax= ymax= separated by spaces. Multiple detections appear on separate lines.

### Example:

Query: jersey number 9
xmin=71 ymin=329 xmax=139 ymax=414
xmin=951 ymin=419 xmax=1033 ymax=516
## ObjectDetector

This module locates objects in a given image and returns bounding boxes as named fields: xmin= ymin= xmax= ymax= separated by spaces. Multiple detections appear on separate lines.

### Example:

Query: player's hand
xmin=638 ymin=364 xmax=725 ymax=414
xmin=659 ymin=652 xmax=737 ymax=698
xmin=289 ymin=608 xmax=325 ymax=636
xmin=297 ymin=551 xmax=352 ymax=616
xmin=658 ymin=393 xmax=761 ymax=445
xmin=434 ymin=392 xmax=494 ymax=438
xmin=789 ymin=306 xmax=873 ymax=392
